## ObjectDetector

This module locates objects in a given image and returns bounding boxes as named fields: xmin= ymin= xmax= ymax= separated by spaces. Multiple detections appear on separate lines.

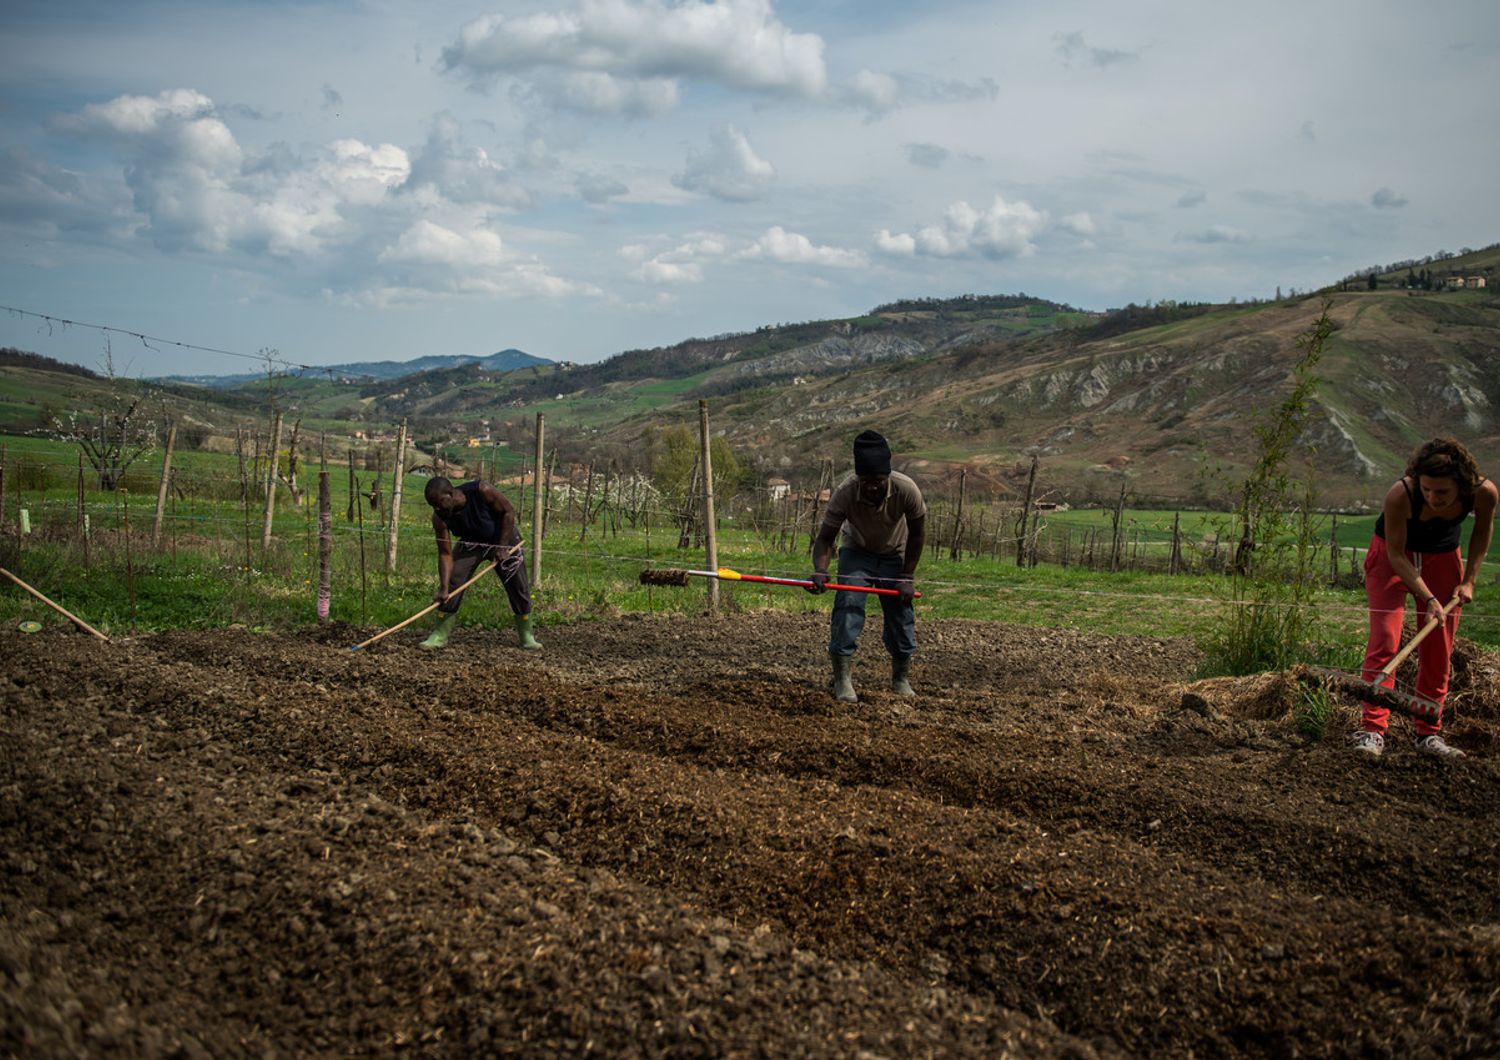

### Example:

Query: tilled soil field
xmin=3 ymin=612 xmax=1499 ymax=1058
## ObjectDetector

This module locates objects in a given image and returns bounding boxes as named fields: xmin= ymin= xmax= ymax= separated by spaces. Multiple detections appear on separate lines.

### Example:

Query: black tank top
xmin=437 ymin=480 xmax=512 ymax=547
xmin=1373 ymin=477 xmax=1476 ymax=553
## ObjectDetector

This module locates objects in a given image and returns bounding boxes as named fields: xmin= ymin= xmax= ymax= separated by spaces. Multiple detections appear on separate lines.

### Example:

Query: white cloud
xmin=673 ymin=126 xmax=775 ymax=202
xmin=406 ymin=114 xmax=528 ymax=208
xmin=550 ymin=71 xmax=679 ymax=116
xmin=872 ymin=229 xmax=916 ymax=256
xmin=442 ymin=0 xmax=827 ymax=110
xmin=876 ymin=194 xmax=1046 ymax=260
xmin=59 ymin=89 xmax=415 ymax=257
xmin=621 ymin=232 xmax=727 ymax=284
xmin=1060 ymin=211 xmax=1096 ymax=236
xmin=738 ymin=226 xmax=864 ymax=267
xmin=379 ymin=220 xmax=504 ymax=268
xmin=837 ymin=70 xmax=900 ymax=116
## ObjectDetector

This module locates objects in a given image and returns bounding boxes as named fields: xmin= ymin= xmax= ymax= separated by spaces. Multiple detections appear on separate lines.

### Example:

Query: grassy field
xmin=6 ymin=431 xmax=1500 ymax=657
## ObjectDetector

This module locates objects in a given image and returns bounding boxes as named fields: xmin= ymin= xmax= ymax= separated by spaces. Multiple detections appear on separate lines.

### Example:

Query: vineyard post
xmin=951 ymin=468 xmax=967 ymax=561
xmin=261 ymin=411 xmax=283 ymax=550
xmin=317 ymin=471 xmax=332 ymax=624
xmin=699 ymin=400 xmax=719 ymax=615
xmin=355 ymin=477 xmax=368 ymax=624
xmin=530 ymin=412 xmax=544 ymax=589
xmin=122 ymin=489 xmax=136 ymax=627
xmin=1017 ymin=455 xmax=1038 ymax=567
xmin=152 ymin=422 xmax=176 ymax=549
xmin=384 ymin=419 xmax=407 ymax=579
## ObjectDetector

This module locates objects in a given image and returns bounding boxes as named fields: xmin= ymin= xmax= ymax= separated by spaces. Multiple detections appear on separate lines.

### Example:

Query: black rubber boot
xmin=829 ymin=652 xmax=857 ymax=703
xmin=891 ymin=654 xmax=915 ymax=697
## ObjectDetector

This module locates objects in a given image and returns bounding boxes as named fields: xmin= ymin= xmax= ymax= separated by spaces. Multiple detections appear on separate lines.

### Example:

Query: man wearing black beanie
xmin=807 ymin=429 xmax=927 ymax=702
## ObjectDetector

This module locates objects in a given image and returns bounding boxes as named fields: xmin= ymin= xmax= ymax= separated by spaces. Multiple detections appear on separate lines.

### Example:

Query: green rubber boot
xmin=420 ymin=612 xmax=458 ymax=650
xmin=515 ymin=614 xmax=542 ymax=651
xmin=829 ymin=652 xmax=857 ymax=703
xmin=891 ymin=654 xmax=915 ymax=698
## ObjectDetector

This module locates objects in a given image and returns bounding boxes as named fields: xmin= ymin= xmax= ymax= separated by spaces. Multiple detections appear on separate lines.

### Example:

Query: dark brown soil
xmin=3 ymin=613 xmax=1498 ymax=1057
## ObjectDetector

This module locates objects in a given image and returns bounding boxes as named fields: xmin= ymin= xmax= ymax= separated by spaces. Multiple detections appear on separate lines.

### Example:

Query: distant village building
xmin=766 ymin=477 xmax=790 ymax=500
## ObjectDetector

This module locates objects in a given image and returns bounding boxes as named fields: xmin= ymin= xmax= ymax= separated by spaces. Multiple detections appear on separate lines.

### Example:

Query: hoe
xmin=639 ymin=566 xmax=921 ymax=598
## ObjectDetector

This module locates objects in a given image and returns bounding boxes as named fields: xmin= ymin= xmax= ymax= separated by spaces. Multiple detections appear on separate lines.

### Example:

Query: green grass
xmin=6 ymin=432 xmax=1500 ymax=655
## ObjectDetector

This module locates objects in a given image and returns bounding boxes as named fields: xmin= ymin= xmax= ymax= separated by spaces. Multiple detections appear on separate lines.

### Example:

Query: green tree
xmin=648 ymin=425 xmax=741 ymax=506
xmin=1201 ymin=301 xmax=1334 ymax=676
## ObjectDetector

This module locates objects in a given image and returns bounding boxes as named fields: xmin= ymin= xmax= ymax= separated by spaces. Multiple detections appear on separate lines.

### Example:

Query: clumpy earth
xmin=3 ymin=612 xmax=1498 ymax=1057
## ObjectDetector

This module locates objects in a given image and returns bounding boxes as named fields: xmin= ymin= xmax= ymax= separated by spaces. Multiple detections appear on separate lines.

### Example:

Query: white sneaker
xmin=1350 ymin=731 xmax=1385 ymax=757
xmin=1415 ymin=734 xmax=1466 ymax=760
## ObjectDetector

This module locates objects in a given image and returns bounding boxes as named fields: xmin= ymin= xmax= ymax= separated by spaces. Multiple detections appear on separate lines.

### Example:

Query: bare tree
xmin=53 ymin=340 xmax=159 ymax=491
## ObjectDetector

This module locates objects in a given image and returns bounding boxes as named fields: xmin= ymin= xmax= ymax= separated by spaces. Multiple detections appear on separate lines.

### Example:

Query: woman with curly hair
xmin=1353 ymin=438 xmax=1497 ymax=758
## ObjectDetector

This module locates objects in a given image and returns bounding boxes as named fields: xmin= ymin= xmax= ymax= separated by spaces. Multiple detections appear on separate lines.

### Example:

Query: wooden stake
xmin=384 ymin=419 xmax=407 ymax=577
xmin=317 ymin=470 xmax=332 ymax=624
xmin=699 ymin=400 xmax=719 ymax=614
xmin=531 ymin=412 xmax=545 ymax=588
xmin=152 ymin=423 xmax=177 ymax=548
xmin=261 ymin=410 xmax=283 ymax=550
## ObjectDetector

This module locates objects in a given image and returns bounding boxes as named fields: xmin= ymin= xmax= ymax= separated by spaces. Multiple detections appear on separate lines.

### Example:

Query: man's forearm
xmin=902 ymin=530 xmax=925 ymax=577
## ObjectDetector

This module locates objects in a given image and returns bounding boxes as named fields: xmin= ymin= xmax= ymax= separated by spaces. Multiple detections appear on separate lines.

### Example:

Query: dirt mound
xmin=4 ymin=614 xmax=1499 ymax=1056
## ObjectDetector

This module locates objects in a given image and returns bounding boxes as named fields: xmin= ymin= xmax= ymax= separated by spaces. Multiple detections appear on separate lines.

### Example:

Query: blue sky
xmin=1 ymin=0 xmax=1496 ymax=376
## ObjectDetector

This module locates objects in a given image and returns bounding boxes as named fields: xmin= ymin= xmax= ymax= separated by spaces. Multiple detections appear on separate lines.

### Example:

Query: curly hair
xmin=1405 ymin=437 xmax=1484 ymax=499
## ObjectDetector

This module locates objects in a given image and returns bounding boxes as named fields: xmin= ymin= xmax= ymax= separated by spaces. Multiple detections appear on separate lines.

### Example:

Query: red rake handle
xmin=702 ymin=568 xmax=921 ymax=598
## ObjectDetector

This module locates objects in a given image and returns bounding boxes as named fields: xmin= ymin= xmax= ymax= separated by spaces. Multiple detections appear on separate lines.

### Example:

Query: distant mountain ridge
xmin=162 ymin=348 xmax=550 ymax=387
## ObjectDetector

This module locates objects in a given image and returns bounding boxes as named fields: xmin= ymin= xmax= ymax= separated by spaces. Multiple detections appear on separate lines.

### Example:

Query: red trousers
xmin=1360 ymin=534 xmax=1462 ymax=735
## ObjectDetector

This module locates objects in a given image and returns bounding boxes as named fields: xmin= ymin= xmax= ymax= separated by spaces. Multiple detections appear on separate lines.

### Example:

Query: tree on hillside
xmin=1367 ymin=272 xmax=1378 ymax=290
xmin=647 ymin=425 xmax=742 ymax=507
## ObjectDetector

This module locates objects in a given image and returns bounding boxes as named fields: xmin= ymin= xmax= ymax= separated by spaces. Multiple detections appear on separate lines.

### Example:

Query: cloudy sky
xmin=1 ymin=0 xmax=1496 ymax=375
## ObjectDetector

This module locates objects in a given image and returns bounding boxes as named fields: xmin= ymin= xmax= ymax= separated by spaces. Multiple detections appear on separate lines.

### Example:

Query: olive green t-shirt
xmin=821 ymin=471 xmax=926 ymax=557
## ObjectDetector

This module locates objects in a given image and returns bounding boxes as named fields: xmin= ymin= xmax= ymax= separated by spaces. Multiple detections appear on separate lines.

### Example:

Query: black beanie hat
xmin=853 ymin=430 xmax=892 ymax=476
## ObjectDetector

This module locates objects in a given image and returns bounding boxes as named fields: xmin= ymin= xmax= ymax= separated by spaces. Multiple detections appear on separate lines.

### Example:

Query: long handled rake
xmin=1299 ymin=597 xmax=1458 ymax=721
xmin=639 ymin=566 xmax=922 ymax=598
xmin=0 ymin=566 xmax=111 ymax=642
xmin=349 ymin=541 xmax=522 ymax=652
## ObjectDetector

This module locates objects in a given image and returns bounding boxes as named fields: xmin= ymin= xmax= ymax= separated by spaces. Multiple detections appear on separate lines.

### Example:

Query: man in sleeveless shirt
xmin=806 ymin=430 xmax=926 ymax=702
xmin=1353 ymin=438 xmax=1495 ymax=758
xmin=421 ymin=476 xmax=541 ymax=651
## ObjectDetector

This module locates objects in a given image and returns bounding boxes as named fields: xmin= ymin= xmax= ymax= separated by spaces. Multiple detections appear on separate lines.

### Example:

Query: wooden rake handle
xmin=0 ymin=566 xmax=110 ymax=642
xmin=349 ymin=541 xmax=521 ymax=652
xmin=1377 ymin=596 xmax=1458 ymax=680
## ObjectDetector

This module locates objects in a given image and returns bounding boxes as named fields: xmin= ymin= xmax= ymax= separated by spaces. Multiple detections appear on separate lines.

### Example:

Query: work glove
xmin=893 ymin=577 xmax=916 ymax=604
xmin=806 ymin=571 xmax=829 ymax=595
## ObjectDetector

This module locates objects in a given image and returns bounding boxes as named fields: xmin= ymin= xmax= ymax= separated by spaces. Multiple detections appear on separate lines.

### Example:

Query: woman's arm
xmin=1456 ymin=479 xmax=1499 ymax=605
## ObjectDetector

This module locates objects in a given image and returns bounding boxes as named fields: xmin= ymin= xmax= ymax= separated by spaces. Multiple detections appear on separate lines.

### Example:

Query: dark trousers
xmin=438 ymin=541 xmax=531 ymax=618
xmin=828 ymin=545 xmax=915 ymax=657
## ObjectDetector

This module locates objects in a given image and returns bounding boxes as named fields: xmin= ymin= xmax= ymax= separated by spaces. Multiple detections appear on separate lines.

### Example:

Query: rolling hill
xmin=4 ymin=243 xmax=1497 ymax=508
